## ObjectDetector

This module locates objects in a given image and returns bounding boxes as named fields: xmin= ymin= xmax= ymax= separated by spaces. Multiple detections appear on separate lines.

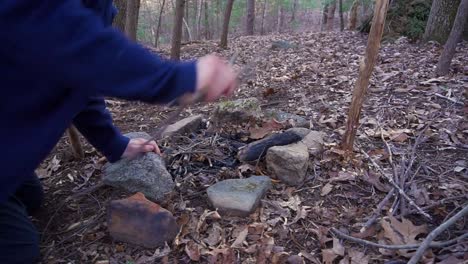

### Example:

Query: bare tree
xmin=327 ymin=0 xmax=337 ymax=31
xmin=261 ymin=0 xmax=267 ymax=35
xmin=246 ymin=0 xmax=255 ymax=35
xmin=348 ymin=0 xmax=359 ymax=30
xmin=339 ymin=0 xmax=344 ymax=31
xmin=436 ymin=0 xmax=468 ymax=76
xmin=125 ymin=0 xmax=141 ymax=41
xmin=424 ymin=0 xmax=461 ymax=44
xmin=196 ymin=0 xmax=203 ymax=40
xmin=113 ymin=0 xmax=127 ymax=32
xmin=204 ymin=0 xmax=211 ymax=39
xmin=171 ymin=0 xmax=186 ymax=60
xmin=321 ymin=3 xmax=329 ymax=31
xmin=220 ymin=0 xmax=235 ymax=48
xmin=342 ymin=0 xmax=390 ymax=153
xmin=277 ymin=2 xmax=284 ymax=33
xmin=154 ymin=0 xmax=166 ymax=47
xmin=290 ymin=0 xmax=298 ymax=24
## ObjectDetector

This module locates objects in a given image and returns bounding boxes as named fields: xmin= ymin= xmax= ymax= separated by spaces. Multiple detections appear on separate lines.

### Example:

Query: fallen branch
xmin=331 ymin=227 xmax=468 ymax=250
xmin=360 ymin=149 xmax=432 ymax=219
xmin=399 ymin=195 xmax=468 ymax=217
xmin=408 ymin=205 xmax=468 ymax=264
xmin=360 ymin=188 xmax=395 ymax=233
xmin=434 ymin=93 xmax=463 ymax=106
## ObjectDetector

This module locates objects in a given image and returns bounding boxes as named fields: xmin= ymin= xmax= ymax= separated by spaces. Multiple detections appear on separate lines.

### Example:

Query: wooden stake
xmin=341 ymin=0 xmax=389 ymax=153
xmin=67 ymin=125 xmax=84 ymax=159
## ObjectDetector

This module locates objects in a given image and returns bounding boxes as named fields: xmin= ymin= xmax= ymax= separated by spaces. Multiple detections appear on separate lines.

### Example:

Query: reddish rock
xmin=107 ymin=192 xmax=179 ymax=248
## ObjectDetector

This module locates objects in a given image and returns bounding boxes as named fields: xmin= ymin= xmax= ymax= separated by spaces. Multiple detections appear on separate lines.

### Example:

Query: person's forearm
xmin=0 ymin=0 xmax=196 ymax=104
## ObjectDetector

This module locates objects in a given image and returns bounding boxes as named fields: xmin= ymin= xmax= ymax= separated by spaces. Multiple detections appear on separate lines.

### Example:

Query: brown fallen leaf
xmin=321 ymin=183 xmax=334 ymax=196
xmin=362 ymin=171 xmax=391 ymax=192
xmin=329 ymin=171 xmax=356 ymax=183
xmin=185 ymin=241 xmax=201 ymax=261
xmin=391 ymin=132 xmax=409 ymax=143
xmin=322 ymin=249 xmax=338 ymax=264
xmin=380 ymin=216 xmax=427 ymax=257
xmin=231 ymin=226 xmax=249 ymax=248
xmin=348 ymin=249 xmax=369 ymax=264
xmin=332 ymin=238 xmax=345 ymax=256
xmin=249 ymin=119 xmax=284 ymax=140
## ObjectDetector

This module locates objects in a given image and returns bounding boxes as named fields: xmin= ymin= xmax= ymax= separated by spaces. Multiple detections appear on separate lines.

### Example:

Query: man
xmin=0 ymin=0 xmax=237 ymax=263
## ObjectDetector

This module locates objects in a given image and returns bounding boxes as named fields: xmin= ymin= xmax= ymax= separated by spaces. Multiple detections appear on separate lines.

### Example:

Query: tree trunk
xmin=327 ymin=0 xmax=337 ymax=31
xmin=204 ymin=0 xmax=210 ymax=39
xmin=339 ymin=0 xmax=344 ymax=31
xmin=321 ymin=4 xmax=329 ymax=31
xmin=113 ymin=0 xmax=127 ymax=32
xmin=349 ymin=0 xmax=359 ymax=30
xmin=342 ymin=0 xmax=390 ymax=154
xmin=216 ymin=0 xmax=220 ymax=38
xmin=171 ymin=0 xmax=185 ymax=60
xmin=184 ymin=0 xmax=190 ymax=41
xmin=424 ymin=0 xmax=461 ymax=44
xmin=220 ymin=0 xmax=235 ymax=48
xmin=290 ymin=0 xmax=298 ymax=24
xmin=196 ymin=0 xmax=203 ymax=40
xmin=246 ymin=0 xmax=255 ymax=35
xmin=154 ymin=0 xmax=166 ymax=47
xmin=436 ymin=0 xmax=468 ymax=76
xmin=277 ymin=3 xmax=284 ymax=33
xmin=261 ymin=0 xmax=267 ymax=35
xmin=125 ymin=0 xmax=140 ymax=41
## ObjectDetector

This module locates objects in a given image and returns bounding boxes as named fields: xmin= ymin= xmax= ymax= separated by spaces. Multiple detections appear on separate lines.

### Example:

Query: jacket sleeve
xmin=0 ymin=0 xmax=197 ymax=104
xmin=73 ymin=97 xmax=129 ymax=162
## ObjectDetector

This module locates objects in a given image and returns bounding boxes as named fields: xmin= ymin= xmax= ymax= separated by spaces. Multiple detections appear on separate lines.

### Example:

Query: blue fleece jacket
xmin=0 ymin=0 xmax=197 ymax=202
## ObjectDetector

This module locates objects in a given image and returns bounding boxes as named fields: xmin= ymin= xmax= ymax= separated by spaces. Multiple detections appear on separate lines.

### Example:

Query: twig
xmin=360 ymin=149 xmax=432 ymax=219
xmin=399 ymin=195 xmax=468 ymax=217
xmin=331 ymin=227 xmax=468 ymax=250
xmin=360 ymin=188 xmax=395 ymax=232
xmin=408 ymin=205 xmax=468 ymax=264
xmin=433 ymin=93 xmax=463 ymax=106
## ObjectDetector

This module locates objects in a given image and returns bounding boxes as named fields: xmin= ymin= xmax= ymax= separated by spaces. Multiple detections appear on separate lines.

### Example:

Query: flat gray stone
xmin=103 ymin=132 xmax=175 ymax=202
xmin=212 ymin=98 xmax=261 ymax=125
xmin=207 ymin=176 xmax=271 ymax=216
xmin=265 ymin=110 xmax=309 ymax=128
xmin=162 ymin=115 xmax=203 ymax=138
xmin=266 ymin=142 xmax=309 ymax=186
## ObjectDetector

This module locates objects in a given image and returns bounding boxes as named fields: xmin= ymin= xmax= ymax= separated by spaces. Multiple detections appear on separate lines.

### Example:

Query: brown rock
xmin=107 ymin=192 xmax=179 ymax=248
xmin=266 ymin=142 xmax=309 ymax=186
xmin=162 ymin=114 xmax=203 ymax=138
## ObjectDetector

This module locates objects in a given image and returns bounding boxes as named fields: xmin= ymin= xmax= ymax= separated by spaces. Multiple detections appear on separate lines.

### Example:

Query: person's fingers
xmin=148 ymin=140 xmax=161 ymax=154
xmin=143 ymin=144 xmax=154 ymax=152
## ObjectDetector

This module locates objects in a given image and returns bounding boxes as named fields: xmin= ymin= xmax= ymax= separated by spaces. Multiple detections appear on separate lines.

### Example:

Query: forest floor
xmin=35 ymin=31 xmax=467 ymax=264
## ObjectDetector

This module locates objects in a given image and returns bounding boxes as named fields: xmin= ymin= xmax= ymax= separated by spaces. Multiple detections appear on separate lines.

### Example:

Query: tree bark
xmin=261 ymin=0 xmax=267 ymax=35
xmin=339 ymin=0 xmax=344 ymax=31
xmin=184 ymin=0 xmax=190 ymax=41
xmin=171 ymin=0 xmax=186 ymax=60
xmin=290 ymin=0 xmax=298 ymax=24
xmin=246 ymin=0 xmax=255 ymax=35
xmin=113 ymin=0 xmax=127 ymax=32
xmin=348 ymin=0 xmax=359 ymax=30
xmin=436 ymin=0 xmax=468 ymax=76
xmin=204 ymin=0 xmax=210 ymax=39
xmin=196 ymin=0 xmax=203 ymax=40
xmin=424 ymin=0 xmax=461 ymax=44
xmin=125 ymin=0 xmax=141 ymax=41
xmin=220 ymin=0 xmax=235 ymax=49
xmin=277 ymin=3 xmax=284 ymax=33
xmin=342 ymin=0 xmax=390 ymax=154
xmin=321 ymin=4 xmax=329 ymax=31
xmin=154 ymin=0 xmax=166 ymax=47
xmin=327 ymin=0 xmax=337 ymax=31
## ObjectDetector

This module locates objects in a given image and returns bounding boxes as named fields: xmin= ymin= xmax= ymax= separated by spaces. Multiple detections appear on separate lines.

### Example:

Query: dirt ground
xmin=35 ymin=31 xmax=467 ymax=263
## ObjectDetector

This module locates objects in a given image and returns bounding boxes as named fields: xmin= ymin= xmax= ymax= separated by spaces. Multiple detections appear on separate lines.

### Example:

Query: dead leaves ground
xmin=36 ymin=32 xmax=467 ymax=263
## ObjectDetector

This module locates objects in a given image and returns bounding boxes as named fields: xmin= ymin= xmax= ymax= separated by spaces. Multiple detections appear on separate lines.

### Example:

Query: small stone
xmin=162 ymin=114 xmax=203 ymax=138
xmin=266 ymin=142 xmax=309 ymax=186
xmin=207 ymin=176 xmax=271 ymax=216
xmin=212 ymin=98 xmax=261 ymax=125
xmin=124 ymin=131 xmax=152 ymax=140
xmin=301 ymin=130 xmax=325 ymax=155
xmin=265 ymin=110 xmax=309 ymax=128
xmin=107 ymin=192 xmax=179 ymax=248
xmin=103 ymin=132 xmax=175 ymax=202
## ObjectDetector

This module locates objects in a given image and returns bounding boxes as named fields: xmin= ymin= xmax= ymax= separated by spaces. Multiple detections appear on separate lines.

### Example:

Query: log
xmin=238 ymin=128 xmax=309 ymax=162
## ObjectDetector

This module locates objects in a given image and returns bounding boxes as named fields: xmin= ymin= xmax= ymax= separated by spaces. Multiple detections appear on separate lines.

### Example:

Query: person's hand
xmin=194 ymin=54 xmax=238 ymax=102
xmin=121 ymin=138 xmax=161 ymax=159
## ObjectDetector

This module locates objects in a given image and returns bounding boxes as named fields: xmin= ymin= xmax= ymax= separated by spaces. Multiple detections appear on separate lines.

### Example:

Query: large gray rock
xmin=266 ymin=142 xmax=309 ymax=186
xmin=301 ymin=131 xmax=325 ymax=156
xmin=103 ymin=132 xmax=175 ymax=202
xmin=212 ymin=98 xmax=261 ymax=125
xmin=265 ymin=110 xmax=309 ymax=128
xmin=162 ymin=114 xmax=203 ymax=138
xmin=207 ymin=176 xmax=271 ymax=216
